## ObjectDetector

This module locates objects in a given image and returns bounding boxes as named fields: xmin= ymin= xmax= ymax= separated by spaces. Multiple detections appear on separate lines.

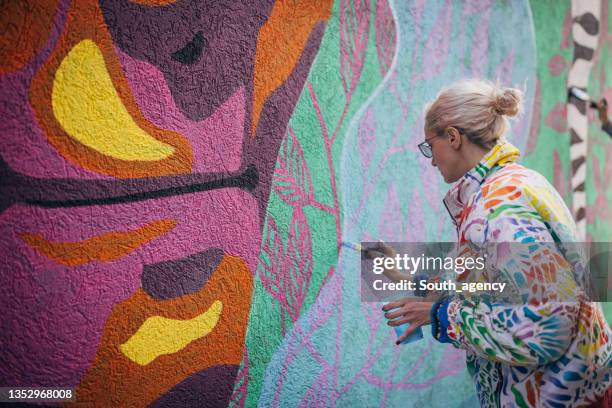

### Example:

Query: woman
xmin=373 ymin=80 xmax=611 ymax=407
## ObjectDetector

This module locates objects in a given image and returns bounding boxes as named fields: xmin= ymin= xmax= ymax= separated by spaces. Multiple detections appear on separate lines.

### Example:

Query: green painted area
xmin=241 ymin=1 xmax=385 ymax=406
xmin=238 ymin=1 xmax=612 ymax=405
xmin=527 ymin=0 xmax=612 ymax=324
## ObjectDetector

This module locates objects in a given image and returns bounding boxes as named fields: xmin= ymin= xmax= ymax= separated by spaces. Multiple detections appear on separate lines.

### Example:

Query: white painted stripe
xmin=572 ymin=23 xmax=599 ymax=48
xmin=573 ymin=191 xmax=586 ymax=209
xmin=570 ymin=144 xmax=587 ymax=162
xmin=567 ymin=104 xmax=589 ymax=131
xmin=567 ymin=59 xmax=596 ymax=88
xmin=571 ymin=0 xmax=601 ymax=19
xmin=568 ymin=0 xmax=599 ymax=241
xmin=571 ymin=161 xmax=587 ymax=186
xmin=576 ymin=220 xmax=586 ymax=238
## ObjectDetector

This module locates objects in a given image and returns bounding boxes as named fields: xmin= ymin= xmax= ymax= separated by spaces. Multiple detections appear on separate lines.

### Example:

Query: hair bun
xmin=492 ymin=87 xmax=522 ymax=117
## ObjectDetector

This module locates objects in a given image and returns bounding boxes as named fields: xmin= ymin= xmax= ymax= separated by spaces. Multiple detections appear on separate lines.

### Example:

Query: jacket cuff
xmin=430 ymin=298 xmax=452 ymax=343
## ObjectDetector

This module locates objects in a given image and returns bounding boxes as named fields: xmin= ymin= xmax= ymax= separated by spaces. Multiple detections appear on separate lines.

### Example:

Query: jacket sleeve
xmin=431 ymin=182 xmax=584 ymax=367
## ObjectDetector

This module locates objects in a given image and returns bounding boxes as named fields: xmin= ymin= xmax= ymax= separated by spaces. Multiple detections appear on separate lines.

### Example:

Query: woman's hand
xmin=382 ymin=278 xmax=442 ymax=344
xmin=597 ymin=98 xmax=609 ymax=126
xmin=362 ymin=241 xmax=406 ymax=282
xmin=383 ymin=300 xmax=433 ymax=344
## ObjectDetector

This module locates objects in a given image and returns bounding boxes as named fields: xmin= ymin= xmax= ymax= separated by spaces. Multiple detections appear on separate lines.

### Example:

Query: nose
xmin=431 ymin=156 xmax=437 ymax=167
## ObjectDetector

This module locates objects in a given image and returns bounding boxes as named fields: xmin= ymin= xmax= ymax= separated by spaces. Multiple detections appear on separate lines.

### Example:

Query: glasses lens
xmin=418 ymin=143 xmax=432 ymax=158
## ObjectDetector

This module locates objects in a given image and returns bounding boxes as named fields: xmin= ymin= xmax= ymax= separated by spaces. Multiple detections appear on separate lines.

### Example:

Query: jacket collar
xmin=442 ymin=141 xmax=521 ymax=226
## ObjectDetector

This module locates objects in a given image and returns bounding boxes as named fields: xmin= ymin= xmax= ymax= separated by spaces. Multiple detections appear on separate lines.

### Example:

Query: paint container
xmin=341 ymin=241 xmax=423 ymax=344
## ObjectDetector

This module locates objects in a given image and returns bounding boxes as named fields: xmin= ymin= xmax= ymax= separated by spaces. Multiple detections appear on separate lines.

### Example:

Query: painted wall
xmin=0 ymin=0 xmax=610 ymax=407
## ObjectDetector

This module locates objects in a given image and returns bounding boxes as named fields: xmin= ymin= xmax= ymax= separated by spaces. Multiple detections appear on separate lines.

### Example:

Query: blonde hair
xmin=424 ymin=79 xmax=523 ymax=149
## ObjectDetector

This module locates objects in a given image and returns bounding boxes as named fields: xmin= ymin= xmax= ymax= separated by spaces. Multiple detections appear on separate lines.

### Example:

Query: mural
xmin=0 ymin=0 xmax=610 ymax=407
xmin=0 ymin=0 xmax=332 ymax=405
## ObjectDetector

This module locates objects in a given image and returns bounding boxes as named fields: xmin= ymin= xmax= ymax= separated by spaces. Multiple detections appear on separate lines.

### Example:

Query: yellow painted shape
xmin=52 ymin=39 xmax=174 ymax=161
xmin=120 ymin=300 xmax=223 ymax=366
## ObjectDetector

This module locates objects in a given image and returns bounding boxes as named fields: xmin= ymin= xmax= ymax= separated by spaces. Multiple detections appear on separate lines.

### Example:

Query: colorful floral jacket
xmin=431 ymin=142 xmax=611 ymax=407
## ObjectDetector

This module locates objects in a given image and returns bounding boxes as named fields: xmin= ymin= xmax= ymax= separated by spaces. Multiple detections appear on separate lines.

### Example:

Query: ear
xmin=445 ymin=127 xmax=462 ymax=150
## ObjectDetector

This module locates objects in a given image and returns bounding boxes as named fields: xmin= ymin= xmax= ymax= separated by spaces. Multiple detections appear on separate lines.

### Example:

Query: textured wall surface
xmin=0 ymin=0 xmax=610 ymax=407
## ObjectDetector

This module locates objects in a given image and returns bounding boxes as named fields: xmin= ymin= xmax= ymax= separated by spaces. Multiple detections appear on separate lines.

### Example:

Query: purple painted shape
xmin=117 ymin=49 xmax=245 ymax=174
xmin=0 ymin=0 xmax=111 ymax=180
xmin=99 ymin=0 xmax=274 ymax=122
xmin=148 ymin=365 xmax=239 ymax=408
xmin=0 ymin=188 xmax=260 ymax=386
xmin=141 ymin=247 xmax=224 ymax=300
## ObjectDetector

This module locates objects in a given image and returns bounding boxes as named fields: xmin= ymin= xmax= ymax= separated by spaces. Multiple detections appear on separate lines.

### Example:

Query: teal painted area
xmin=241 ymin=1 xmax=384 ymax=406
xmin=241 ymin=0 xmax=612 ymax=406
xmin=256 ymin=0 xmax=537 ymax=407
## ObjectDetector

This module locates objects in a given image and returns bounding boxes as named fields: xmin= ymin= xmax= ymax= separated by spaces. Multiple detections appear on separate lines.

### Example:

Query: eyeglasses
xmin=418 ymin=128 xmax=465 ymax=158
xmin=418 ymin=141 xmax=433 ymax=158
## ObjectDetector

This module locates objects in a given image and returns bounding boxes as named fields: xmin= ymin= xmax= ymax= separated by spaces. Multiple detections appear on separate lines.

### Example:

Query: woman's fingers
xmin=396 ymin=323 xmax=421 ymax=344
xmin=382 ymin=300 xmax=404 ymax=312
xmin=387 ymin=316 xmax=411 ymax=327
xmin=384 ymin=309 xmax=407 ymax=320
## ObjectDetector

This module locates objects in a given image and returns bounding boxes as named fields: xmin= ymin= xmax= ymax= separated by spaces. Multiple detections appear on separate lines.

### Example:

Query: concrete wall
xmin=0 ymin=0 xmax=609 ymax=407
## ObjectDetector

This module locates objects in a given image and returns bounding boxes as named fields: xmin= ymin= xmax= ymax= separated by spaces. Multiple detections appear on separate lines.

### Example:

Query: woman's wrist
xmin=430 ymin=298 xmax=452 ymax=343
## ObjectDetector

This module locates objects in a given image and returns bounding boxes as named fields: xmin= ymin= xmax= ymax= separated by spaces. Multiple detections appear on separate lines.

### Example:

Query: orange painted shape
xmin=251 ymin=0 xmax=334 ymax=136
xmin=75 ymin=255 xmax=253 ymax=407
xmin=20 ymin=219 xmax=176 ymax=266
xmin=0 ymin=0 xmax=59 ymax=74
xmin=484 ymin=198 xmax=503 ymax=209
xmin=29 ymin=0 xmax=193 ymax=178
xmin=485 ymin=185 xmax=517 ymax=199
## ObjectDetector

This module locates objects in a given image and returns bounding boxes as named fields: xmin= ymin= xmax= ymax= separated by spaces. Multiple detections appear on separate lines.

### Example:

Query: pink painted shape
xmin=560 ymin=9 xmax=572 ymax=49
xmin=525 ymin=80 xmax=542 ymax=156
xmin=273 ymin=128 xmax=314 ymax=207
xmin=471 ymin=6 xmax=492 ymax=78
xmin=420 ymin=0 xmax=453 ymax=81
xmin=339 ymin=0 xmax=371 ymax=97
xmin=377 ymin=183 xmax=400 ymax=241
xmin=545 ymin=103 xmax=567 ymax=133
xmin=116 ymin=47 xmax=245 ymax=173
xmin=437 ymin=345 xmax=466 ymax=377
xmin=553 ymin=150 xmax=566 ymax=199
xmin=463 ymin=0 xmax=492 ymax=15
xmin=406 ymin=188 xmax=425 ymax=242
xmin=357 ymin=107 xmax=375 ymax=172
xmin=494 ymin=51 xmax=514 ymax=85
xmin=0 ymin=187 xmax=260 ymax=386
xmin=548 ymin=54 xmax=567 ymax=76
xmin=374 ymin=0 xmax=397 ymax=77
xmin=285 ymin=207 xmax=313 ymax=322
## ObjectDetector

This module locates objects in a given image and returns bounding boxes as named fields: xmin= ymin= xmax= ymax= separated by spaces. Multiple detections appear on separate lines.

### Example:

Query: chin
xmin=443 ymin=174 xmax=460 ymax=184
